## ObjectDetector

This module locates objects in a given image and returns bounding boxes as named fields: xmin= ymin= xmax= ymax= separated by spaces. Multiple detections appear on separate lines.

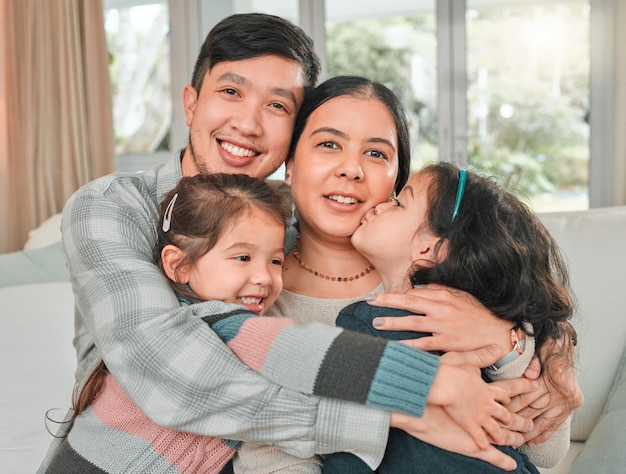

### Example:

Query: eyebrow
xmin=225 ymin=241 xmax=254 ymax=251
xmin=218 ymin=72 xmax=298 ymax=107
xmin=404 ymin=185 xmax=415 ymax=198
xmin=310 ymin=127 xmax=396 ymax=151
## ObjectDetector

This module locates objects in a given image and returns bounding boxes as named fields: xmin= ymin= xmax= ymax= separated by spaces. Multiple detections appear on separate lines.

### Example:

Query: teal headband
xmin=452 ymin=169 xmax=467 ymax=221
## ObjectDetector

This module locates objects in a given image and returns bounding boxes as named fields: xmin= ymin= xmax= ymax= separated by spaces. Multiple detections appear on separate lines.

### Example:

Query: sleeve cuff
xmin=485 ymin=323 xmax=536 ymax=381
xmin=314 ymin=398 xmax=390 ymax=470
xmin=367 ymin=342 xmax=440 ymax=418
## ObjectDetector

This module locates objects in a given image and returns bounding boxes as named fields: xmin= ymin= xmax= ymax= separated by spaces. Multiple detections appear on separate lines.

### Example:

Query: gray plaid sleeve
xmin=61 ymin=171 xmax=388 ymax=463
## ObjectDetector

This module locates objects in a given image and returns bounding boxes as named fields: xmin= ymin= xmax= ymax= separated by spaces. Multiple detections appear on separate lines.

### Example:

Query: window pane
xmin=466 ymin=1 xmax=590 ymax=212
xmin=103 ymin=0 xmax=171 ymax=155
xmin=325 ymin=0 xmax=438 ymax=172
xmin=234 ymin=0 xmax=299 ymax=23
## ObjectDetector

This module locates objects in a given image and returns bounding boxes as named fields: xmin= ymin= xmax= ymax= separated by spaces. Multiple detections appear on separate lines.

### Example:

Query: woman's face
xmin=286 ymin=96 xmax=399 ymax=240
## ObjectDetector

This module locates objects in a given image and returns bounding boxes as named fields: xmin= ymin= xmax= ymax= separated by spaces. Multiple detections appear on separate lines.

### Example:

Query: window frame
xmin=125 ymin=0 xmax=615 ymax=208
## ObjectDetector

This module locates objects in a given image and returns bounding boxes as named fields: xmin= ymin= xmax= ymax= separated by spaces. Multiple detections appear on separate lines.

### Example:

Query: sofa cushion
xmin=539 ymin=206 xmax=626 ymax=441
xmin=0 ymin=241 xmax=69 ymax=287
xmin=0 ymin=282 xmax=76 ymax=473
xmin=569 ymin=345 xmax=626 ymax=473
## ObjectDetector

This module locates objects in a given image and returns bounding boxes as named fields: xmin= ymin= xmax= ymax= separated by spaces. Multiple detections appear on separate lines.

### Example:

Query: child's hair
xmin=71 ymin=173 xmax=291 ymax=422
xmin=410 ymin=162 xmax=577 ymax=372
xmin=155 ymin=173 xmax=291 ymax=302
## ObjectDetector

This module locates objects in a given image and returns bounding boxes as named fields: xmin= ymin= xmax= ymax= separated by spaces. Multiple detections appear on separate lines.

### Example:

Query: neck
xmin=284 ymin=232 xmax=381 ymax=298
xmin=379 ymin=271 xmax=412 ymax=293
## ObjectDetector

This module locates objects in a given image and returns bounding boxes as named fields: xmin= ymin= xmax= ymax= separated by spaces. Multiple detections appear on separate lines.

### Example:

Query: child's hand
xmin=428 ymin=362 xmax=513 ymax=449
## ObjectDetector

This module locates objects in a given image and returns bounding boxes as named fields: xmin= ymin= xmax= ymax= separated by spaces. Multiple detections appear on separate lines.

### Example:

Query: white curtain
xmin=0 ymin=0 xmax=114 ymax=253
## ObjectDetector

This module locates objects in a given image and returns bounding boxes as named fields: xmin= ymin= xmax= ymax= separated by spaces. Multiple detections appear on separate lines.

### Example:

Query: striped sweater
xmin=46 ymin=306 xmax=439 ymax=473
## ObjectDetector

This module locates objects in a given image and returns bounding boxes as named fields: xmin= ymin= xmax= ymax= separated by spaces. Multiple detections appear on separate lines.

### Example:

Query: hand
xmin=428 ymin=360 xmax=513 ymax=449
xmin=440 ymin=345 xmax=537 ymax=434
xmin=390 ymin=407 xmax=519 ymax=471
xmin=368 ymin=284 xmax=513 ymax=354
xmin=508 ymin=351 xmax=583 ymax=445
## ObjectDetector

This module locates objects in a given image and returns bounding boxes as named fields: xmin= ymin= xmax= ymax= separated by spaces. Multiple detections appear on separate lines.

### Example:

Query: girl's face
xmin=176 ymin=211 xmax=285 ymax=314
xmin=285 ymin=95 xmax=399 ymax=240
xmin=352 ymin=172 xmax=441 ymax=287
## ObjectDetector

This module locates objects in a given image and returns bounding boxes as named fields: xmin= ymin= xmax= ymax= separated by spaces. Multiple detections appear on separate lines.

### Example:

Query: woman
xmin=233 ymin=76 xmax=580 ymax=473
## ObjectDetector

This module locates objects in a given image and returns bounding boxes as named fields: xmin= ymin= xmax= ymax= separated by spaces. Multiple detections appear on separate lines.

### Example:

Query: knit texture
xmin=206 ymin=309 xmax=440 ymax=419
xmin=46 ymin=374 xmax=238 ymax=473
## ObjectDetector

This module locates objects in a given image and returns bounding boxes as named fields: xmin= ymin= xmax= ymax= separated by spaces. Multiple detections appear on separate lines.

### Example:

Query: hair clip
xmin=452 ymin=169 xmax=466 ymax=221
xmin=162 ymin=193 xmax=178 ymax=232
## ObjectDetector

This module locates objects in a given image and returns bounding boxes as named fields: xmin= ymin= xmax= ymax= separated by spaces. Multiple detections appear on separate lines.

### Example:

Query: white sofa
xmin=1 ymin=208 xmax=625 ymax=473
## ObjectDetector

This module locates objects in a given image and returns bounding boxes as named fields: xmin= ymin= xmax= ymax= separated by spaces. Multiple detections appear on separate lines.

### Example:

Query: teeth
xmin=220 ymin=141 xmax=257 ymax=157
xmin=238 ymin=296 xmax=262 ymax=304
xmin=328 ymin=195 xmax=358 ymax=204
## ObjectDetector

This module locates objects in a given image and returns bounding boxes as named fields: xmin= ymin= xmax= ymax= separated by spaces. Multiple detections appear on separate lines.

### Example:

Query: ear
xmin=161 ymin=245 xmax=190 ymax=283
xmin=410 ymin=235 xmax=448 ymax=267
xmin=183 ymin=85 xmax=198 ymax=127
xmin=284 ymin=159 xmax=294 ymax=186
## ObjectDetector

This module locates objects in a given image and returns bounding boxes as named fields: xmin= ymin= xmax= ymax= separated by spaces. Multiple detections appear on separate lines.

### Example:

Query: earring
xmin=389 ymin=192 xmax=396 ymax=201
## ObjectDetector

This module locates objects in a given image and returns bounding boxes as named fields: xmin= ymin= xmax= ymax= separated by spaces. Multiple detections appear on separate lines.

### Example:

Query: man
xmin=39 ymin=13 xmax=573 ymax=473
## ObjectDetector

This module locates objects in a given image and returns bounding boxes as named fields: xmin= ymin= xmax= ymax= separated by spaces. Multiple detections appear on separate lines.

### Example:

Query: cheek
xmin=268 ymin=116 xmax=296 ymax=148
xmin=369 ymin=168 xmax=397 ymax=203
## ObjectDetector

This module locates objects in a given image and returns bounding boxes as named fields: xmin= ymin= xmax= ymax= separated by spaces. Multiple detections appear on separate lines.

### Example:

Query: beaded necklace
xmin=292 ymin=235 xmax=375 ymax=282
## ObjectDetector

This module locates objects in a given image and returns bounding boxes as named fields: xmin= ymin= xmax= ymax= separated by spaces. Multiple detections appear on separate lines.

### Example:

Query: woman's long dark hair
xmin=411 ymin=163 xmax=576 ymax=372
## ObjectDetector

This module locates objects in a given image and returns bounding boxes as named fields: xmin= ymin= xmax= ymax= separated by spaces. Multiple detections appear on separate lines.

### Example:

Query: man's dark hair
xmin=191 ymin=13 xmax=320 ymax=94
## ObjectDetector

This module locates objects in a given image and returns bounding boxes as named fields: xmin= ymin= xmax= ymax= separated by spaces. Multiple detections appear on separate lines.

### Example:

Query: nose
xmin=374 ymin=199 xmax=396 ymax=215
xmin=335 ymin=151 xmax=364 ymax=181
xmin=250 ymin=262 xmax=273 ymax=286
xmin=230 ymin=99 xmax=263 ymax=136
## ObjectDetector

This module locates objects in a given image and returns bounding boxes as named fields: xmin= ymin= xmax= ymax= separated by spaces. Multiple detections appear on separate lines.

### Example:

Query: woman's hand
xmin=390 ymin=407 xmax=520 ymax=471
xmin=367 ymin=284 xmax=513 ymax=355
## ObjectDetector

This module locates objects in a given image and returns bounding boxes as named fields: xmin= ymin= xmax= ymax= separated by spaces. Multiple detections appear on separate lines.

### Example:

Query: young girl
xmin=325 ymin=162 xmax=577 ymax=473
xmin=47 ymin=173 xmax=291 ymax=473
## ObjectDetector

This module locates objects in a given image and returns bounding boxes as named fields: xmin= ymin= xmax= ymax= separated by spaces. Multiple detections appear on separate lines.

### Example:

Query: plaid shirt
xmin=50 ymin=154 xmax=435 ymax=469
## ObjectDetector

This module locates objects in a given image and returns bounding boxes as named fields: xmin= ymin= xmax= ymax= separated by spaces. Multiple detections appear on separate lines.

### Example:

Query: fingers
xmin=472 ymin=446 xmax=519 ymax=472
xmin=503 ymin=412 xmax=534 ymax=435
xmin=440 ymin=345 xmax=503 ymax=369
xmin=491 ymin=377 xmax=538 ymax=400
xmin=506 ymin=383 xmax=547 ymax=413
xmin=373 ymin=314 xmax=430 ymax=332
xmin=483 ymin=418 xmax=505 ymax=446
xmin=523 ymin=355 xmax=541 ymax=380
xmin=521 ymin=402 xmax=571 ymax=445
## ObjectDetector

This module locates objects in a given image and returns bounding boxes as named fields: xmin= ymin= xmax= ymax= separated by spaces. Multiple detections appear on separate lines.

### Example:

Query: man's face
xmin=181 ymin=55 xmax=305 ymax=178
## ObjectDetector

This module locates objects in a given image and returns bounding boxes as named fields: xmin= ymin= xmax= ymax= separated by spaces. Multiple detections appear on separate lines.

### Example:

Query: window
xmin=107 ymin=0 xmax=614 ymax=211
xmin=103 ymin=0 xmax=172 ymax=171
xmin=466 ymin=1 xmax=590 ymax=211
